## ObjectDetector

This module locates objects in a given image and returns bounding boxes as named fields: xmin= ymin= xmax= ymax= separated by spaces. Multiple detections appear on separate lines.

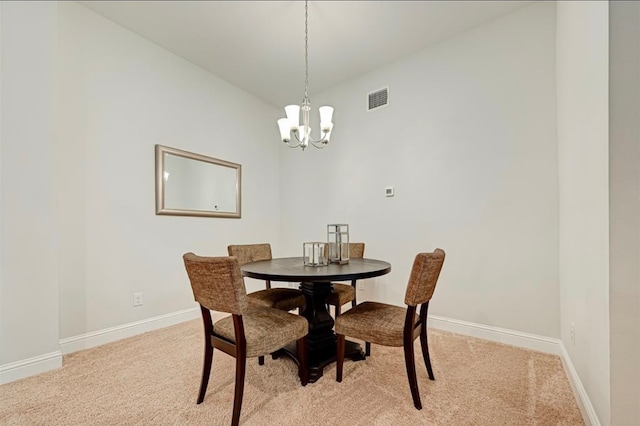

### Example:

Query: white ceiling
xmin=80 ymin=1 xmax=533 ymax=108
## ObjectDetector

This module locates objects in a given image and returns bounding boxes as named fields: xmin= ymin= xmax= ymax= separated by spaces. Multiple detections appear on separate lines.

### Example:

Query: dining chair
xmin=229 ymin=243 xmax=307 ymax=366
xmin=183 ymin=253 xmax=309 ymax=426
xmin=227 ymin=243 xmax=306 ymax=313
xmin=327 ymin=243 xmax=365 ymax=315
xmin=326 ymin=243 xmax=370 ymax=354
xmin=335 ymin=249 xmax=445 ymax=410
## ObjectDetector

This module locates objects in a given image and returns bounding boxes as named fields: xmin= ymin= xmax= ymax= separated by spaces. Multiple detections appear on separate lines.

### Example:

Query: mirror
xmin=155 ymin=145 xmax=241 ymax=218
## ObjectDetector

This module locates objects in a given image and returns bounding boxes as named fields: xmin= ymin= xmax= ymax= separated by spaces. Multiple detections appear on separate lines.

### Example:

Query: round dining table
xmin=241 ymin=257 xmax=391 ymax=383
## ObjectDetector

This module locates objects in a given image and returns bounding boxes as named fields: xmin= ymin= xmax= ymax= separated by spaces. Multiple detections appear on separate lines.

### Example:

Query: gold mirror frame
xmin=155 ymin=145 xmax=241 ymax=218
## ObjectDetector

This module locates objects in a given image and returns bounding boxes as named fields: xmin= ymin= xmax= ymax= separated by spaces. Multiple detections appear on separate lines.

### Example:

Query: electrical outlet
xmin=570 ymin=323 xmax=575 ymax=344
xmin=133 ymin=292 xmax=143 ymax=307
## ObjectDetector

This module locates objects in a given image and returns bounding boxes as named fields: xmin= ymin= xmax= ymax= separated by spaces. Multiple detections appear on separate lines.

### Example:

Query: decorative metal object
xmin=303 ymin=242 xmax=328 ymax=266
xmin=276 ymin=0 xmax=334 ymax=150
xmin=327 ymin=224 xmax=349 ymax=264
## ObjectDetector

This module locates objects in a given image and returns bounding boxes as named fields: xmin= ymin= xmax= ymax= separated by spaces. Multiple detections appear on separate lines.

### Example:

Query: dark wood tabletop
xmin=240 ymin=257 xmax=391 ymax=283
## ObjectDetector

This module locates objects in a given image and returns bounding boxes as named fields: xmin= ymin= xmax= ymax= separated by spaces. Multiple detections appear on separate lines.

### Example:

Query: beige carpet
xmin=1 ymin=319 xmax=583 ymax=425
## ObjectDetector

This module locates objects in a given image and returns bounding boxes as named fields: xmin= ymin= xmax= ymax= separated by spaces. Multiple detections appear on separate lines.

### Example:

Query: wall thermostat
xmin=385 ymin=186 xmax=394 ymax=197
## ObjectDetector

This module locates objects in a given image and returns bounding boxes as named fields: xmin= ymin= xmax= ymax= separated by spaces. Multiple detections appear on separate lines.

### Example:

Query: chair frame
xmin=197 ymin=305 xmax=309 ymax=426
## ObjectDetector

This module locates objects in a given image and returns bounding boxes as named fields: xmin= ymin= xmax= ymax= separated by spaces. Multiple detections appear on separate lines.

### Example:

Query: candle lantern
xmin=303 ymin=242 xmax=328 ymax=266
xmin=327 ymin=224 xmax=349 ymax=264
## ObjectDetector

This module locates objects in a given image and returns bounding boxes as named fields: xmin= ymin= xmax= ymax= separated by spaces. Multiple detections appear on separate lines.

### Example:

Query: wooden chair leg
xmin=297 ymin=336 xmax=309 ymax=386
xmin=404 ymin=341 xmax=422 ymax=410
xmin=351 ymin=280 xmax=357 ymax=308
xmin=420 ymin=326 xmax=435 ymax=380
xmin=231 ymin=353 xmax=246 ymax=426
xmin=197 ymin=341 xmax=213 ymax=404
xmin=336 ymin=334 xmax=346 ymax=382
xmin=335 ymin=303 xmax=341 ymax=317
xmin=258 ymin=356 xmax=264 ymax=366
xmin=365 ymin=342 xmax=371 ymax=357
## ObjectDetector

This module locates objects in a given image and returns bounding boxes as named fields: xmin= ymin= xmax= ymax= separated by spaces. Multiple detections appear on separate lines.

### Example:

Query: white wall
xmin=609 ymin=2 xmax=640 ymax=424
xmin=556 ymin=1 xmax=610 ymax=424
xmin=280 ymin=2 xmax=559 ymax=338
xmin=1 ymin=1 xmax=283 ymax=380
xmin=55 ymin=2 xmax=281 ymax=339
xmin=0 ymin=1 xmax=61 ymax=375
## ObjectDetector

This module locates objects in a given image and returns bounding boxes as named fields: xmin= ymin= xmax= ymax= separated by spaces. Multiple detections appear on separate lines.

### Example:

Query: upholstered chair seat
xmin=214 ymin=307 xmax=308 ymax=358
xmin=246 ymin=288 xmax=306 ymax=312
xmin=334 ymin=302 xmax=419 ymax=347
xmin=327 ymin=283 xmax=355 ymax=308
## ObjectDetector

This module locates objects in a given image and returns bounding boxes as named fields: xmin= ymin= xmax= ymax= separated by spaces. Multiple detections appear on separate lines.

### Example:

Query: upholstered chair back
xmin=403 ymin=249 xmax=446 ymax=307
xmin=227 ymin=243 xmax=272 ymax=266
xmin=183 ymin=253 xmax=249 ymax=315
xmin=348 ymin=243 xmax=365 ymax=259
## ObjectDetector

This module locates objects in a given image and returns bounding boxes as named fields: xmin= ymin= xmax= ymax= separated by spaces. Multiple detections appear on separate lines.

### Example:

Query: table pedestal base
xmin=276 ymin=339 xmax=365 ymax=383
xmin=282 ymin=280 xmax=366 ymax=382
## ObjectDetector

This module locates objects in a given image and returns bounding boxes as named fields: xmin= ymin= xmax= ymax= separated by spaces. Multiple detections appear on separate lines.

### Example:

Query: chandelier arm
xmin=308 ymin=130 xmax=330 ymax=145
xmin=291 ymin=129 xmax=304 ymax=143
xmin=285 ymin=141 xmax=302 ymax=149
xmin=283 ymin=136 xmax=302 ymax=148
xmin=310 ymin=140 xmax=328 ymax=149
xmin=284 ymin=126 xmax=328 ymax=149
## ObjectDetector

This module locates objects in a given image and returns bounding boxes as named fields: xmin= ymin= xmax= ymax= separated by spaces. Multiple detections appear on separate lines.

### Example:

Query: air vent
xmin=368 ymin=87 xmax=389 ymax=111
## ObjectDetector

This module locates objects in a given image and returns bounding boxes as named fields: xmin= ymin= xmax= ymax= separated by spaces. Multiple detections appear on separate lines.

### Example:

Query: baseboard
xmin=559 ymin=342 xmax=601 ymax=426
xmin=1 ymin=309 xmax=226 ymax=385
xmin=59 ymin=307 xmax=201 ymax=354
xmin=0 ymin=351 xmax=62 ymax=385
xmin=428 ymin=314 xmax=599 ymax=426
xmin=428 ymin=314 xmax=562 ymax=355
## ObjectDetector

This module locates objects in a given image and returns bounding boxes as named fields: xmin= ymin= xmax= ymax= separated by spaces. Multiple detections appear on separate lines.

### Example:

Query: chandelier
xmin=277 ymin=0 xmax=334 ymax=150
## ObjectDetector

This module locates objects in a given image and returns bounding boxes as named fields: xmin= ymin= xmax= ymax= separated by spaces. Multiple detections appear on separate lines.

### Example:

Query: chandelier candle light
xmin=277 ymin=0 xmax=334 ymax=150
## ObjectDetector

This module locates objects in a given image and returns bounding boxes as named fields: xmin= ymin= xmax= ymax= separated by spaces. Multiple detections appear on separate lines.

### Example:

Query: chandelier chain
xmin=304 ymin=0 xmax=309 ymax=100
